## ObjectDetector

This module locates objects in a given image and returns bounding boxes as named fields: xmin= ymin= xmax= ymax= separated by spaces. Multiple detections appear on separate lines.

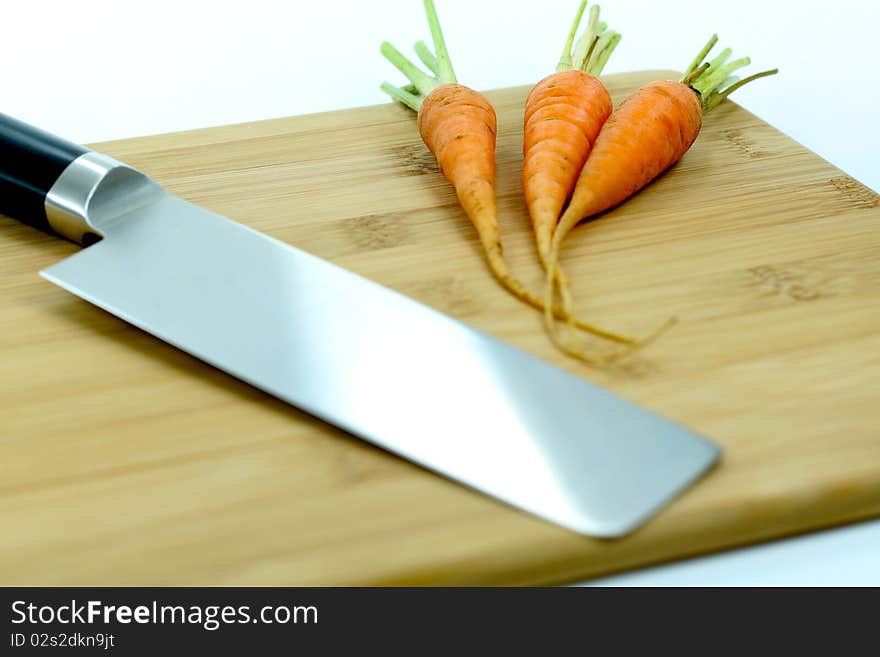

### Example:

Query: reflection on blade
xmin=42 ymin=192 xmax=720 ymax=537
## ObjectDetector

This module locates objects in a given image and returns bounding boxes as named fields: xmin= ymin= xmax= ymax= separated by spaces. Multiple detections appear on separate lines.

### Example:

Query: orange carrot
xmin=417 ymin=83 xmax=502 ymax=270
xmin=523 ymin=2 xmax=636 ymax=347
xmin=544 ymin=34 xmax=778 ymax=364
xmin=524 ymin=1 xmax=619 ymax=272
xmin=380 ymin=0 xmax=625 ymax=340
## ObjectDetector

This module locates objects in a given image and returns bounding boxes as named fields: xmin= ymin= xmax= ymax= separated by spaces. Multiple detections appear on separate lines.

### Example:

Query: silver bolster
xmin=45 ymin=152 xmax=163 ymax=245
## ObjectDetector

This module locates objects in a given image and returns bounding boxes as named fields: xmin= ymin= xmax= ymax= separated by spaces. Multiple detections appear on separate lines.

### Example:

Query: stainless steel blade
xmin=41 ymin=188 xmax=720 ymax=538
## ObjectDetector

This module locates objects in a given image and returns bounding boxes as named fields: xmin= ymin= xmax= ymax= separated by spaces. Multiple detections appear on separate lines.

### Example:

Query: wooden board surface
xmin=2 ymin=70 xmax=879 ymax=585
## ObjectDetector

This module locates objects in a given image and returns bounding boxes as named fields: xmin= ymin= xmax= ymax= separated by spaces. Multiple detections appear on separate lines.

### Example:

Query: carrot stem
xmin=380 ymin=82 xmax=422 ymax=112
xmin=579 ymin=36 xmax=600 ymax=75
xmin=681 ymin=61 xmax=710 ymax=87
xmin=414 ymin=40 xmax=439 ymax=76
xmin=682 ymin=36 xmax=778 ymax=112
xmin=423 ymin=0 xmax=457 ymax=83
xmin=705 ymin=68 xmax=779 ymax=110
xmin=702 ymin=47 xmax=733 ymax=80
xmin=380 ymin=1 xmax=459 ymax=110
xmin=554 ymin=3 xmax=620 ymax=76
xmin=717 ymin=75 xmax=741 ymax=92
xmin=572 ymin=6 xmax=600 ymax=70
xmin=587 ymin=31 xmax=621 ymax=76
xmin=694 ymin=57 xmax=749 ymax=96
xmin=557 ymin=0 xmax=588 ymax=72
xmin=682 ymin=34 xmax=718 ymax=78
xmin=380 ymin=42 xmax=437 ymax=97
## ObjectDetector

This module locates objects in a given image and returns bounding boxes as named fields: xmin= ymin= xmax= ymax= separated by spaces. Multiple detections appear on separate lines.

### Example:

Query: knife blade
xmin=0 ymin=111 xmax=720 ymax=537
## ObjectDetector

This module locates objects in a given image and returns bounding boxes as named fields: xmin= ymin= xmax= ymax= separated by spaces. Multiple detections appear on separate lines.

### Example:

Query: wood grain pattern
xmin=1 ymin=71 xmax=879 ymax=585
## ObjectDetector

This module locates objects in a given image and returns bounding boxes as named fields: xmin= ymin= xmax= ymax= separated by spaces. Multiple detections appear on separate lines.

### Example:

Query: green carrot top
xmin=380 ymin=0 xmax=457 ymax=112
xmin=681 ymin=34 xmax=779 ymax=112
xmin=557 ymin=1 xmax=621 ymax=76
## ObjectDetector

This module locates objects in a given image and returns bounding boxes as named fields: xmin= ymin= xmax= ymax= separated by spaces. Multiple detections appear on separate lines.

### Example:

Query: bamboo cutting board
xmin=2 ymin=71 xmax=879 ymax=585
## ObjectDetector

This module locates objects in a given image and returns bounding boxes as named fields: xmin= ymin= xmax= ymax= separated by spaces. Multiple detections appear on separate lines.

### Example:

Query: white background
xmin=4 ymin=0 xmax=878 ymax=584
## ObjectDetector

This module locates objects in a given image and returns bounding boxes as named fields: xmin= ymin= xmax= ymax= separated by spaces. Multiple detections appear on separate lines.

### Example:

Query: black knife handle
xmin=0 ymin=112 xmax=87 ymax=233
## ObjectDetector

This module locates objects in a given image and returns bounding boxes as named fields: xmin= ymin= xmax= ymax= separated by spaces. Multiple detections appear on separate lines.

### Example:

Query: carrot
xmin=544 ymin=34 xmax=778 ymax=364
xmin=523 ymin=2 xmax=637 ymax=347
xmin=380 ymin=0 xmax=625 ymax=342
xmin=524 ymin=1 xmax=619 ymax=272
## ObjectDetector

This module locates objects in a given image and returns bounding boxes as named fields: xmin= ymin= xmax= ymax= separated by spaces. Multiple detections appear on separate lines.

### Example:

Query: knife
xmin=0 ymin=111 xmax=720 ymax=537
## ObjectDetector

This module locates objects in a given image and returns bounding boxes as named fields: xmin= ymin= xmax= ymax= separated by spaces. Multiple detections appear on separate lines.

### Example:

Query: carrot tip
xmin=604 ymin=315 xmax=678 ymax=363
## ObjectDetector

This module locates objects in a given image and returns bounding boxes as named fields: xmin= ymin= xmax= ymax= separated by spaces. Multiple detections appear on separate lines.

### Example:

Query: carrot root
xmin=542 ymin=230 xmax=609 ymax=366
xmin=543 ymin=215 xmax=676 ymax=367
xmin=484 ymin=243 xmax=636 ymax=345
